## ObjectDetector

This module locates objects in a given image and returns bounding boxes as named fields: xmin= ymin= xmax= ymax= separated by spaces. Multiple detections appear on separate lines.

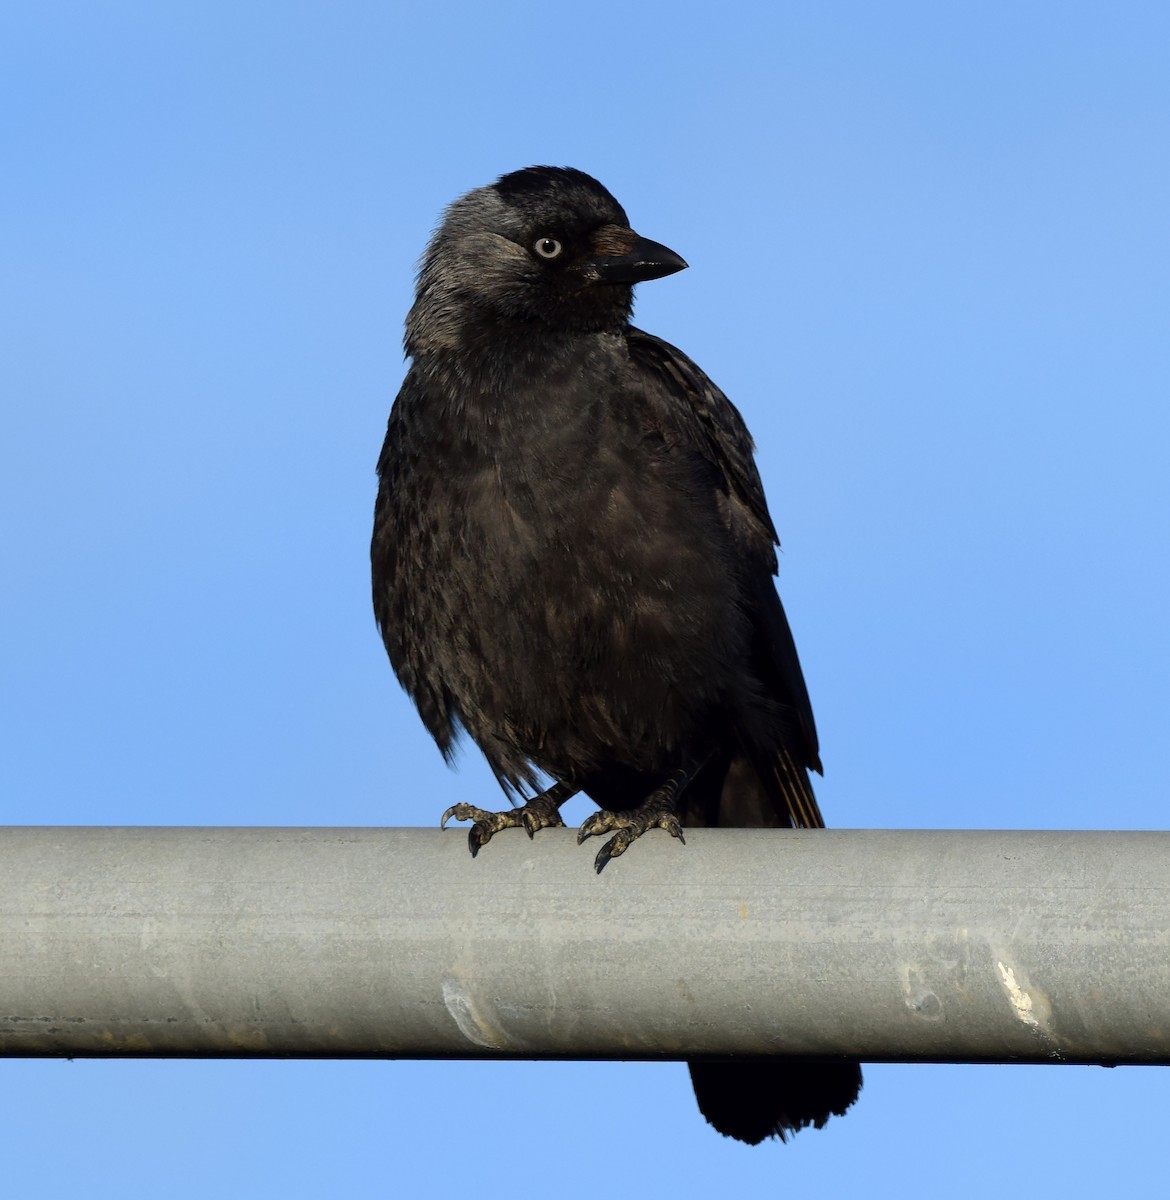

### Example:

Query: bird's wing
xmin=371 ymin=371 xmax=458 ymax=759
xmin=628 ymin=327 xmax=824 ymax=828
xmin=627 ymin=327 xmax=779 ymax=558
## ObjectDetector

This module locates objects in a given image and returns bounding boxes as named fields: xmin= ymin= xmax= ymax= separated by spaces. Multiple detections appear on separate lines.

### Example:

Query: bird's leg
xmin=440 ymin=780 xmax=577 ymax=858
xmin=577 ymin=757 xmax=708 ymax=874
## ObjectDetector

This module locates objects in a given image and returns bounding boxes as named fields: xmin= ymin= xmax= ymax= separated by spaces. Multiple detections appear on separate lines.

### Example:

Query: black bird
xmin=371 ymin=166 xmax=861 ymax=1143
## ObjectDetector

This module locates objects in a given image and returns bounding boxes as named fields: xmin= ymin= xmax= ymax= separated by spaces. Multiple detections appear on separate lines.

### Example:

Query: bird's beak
xmin=591 ymin=235 xmax=688 ymax=284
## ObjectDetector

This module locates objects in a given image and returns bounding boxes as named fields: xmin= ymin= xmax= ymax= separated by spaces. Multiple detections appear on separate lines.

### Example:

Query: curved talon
xmin=441 ymin=802 xmax=484 ymax=832
xmin=522 ymin=804 xmax=565 ymax=838
xmin=594 ymin=832 xmax=628 ymax=873
xmin=576 ymin=811 xmax=612 ymax=845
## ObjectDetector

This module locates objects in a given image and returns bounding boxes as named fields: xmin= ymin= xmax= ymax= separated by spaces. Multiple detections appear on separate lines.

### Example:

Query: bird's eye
xmin=533 ymin=236 xmax=563 ymax=260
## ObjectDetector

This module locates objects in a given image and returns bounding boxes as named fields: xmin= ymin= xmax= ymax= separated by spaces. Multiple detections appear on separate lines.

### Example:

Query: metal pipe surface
xmin=0 ymin=826 xmax=1166 ymax=1063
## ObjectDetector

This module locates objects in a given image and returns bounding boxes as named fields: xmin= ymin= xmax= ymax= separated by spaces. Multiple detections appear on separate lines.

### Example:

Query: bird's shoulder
xmin=626 ymin=327 xmax=779 ymax=556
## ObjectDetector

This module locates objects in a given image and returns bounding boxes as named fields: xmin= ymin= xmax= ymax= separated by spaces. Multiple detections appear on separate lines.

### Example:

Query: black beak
xmin=592 ymin=235 xmax=688 ymax=284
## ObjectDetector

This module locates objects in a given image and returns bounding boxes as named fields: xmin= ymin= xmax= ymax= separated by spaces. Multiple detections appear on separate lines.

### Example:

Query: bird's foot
xmin=576 ymin=787 xmax=686 ymax=874
xmin=440 ymin=781 xmax=574 ymax=858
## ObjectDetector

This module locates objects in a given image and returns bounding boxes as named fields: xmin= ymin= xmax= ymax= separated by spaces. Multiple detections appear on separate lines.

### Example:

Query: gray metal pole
xmin=0 ymin=826 xmax=1167 ymax=1063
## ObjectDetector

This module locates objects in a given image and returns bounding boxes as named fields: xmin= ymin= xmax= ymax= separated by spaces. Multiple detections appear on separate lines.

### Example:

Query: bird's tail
xmin=681 ymin=753 xmax=861 ymax=1143
xmin=688 ymin=1058 xmax=862 ymax=1145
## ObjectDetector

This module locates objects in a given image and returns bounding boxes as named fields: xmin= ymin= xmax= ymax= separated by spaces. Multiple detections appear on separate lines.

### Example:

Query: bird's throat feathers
xmin=406 ymin=303 xmax=630 ymax=401
xmin=406 ymin=277 xmax=633 ymax=363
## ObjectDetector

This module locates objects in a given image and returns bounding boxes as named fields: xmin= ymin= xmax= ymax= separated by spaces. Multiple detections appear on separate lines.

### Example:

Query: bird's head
xmin=405 ymin=166 xmax=687 ymax=355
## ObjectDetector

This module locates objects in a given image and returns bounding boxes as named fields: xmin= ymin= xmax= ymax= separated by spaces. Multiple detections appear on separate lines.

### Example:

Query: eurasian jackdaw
xmin=371 ymin=166 xmax=861 ymax=1143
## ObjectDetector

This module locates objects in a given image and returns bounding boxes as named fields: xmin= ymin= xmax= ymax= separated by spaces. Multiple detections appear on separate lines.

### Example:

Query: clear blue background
xmin=4 ymin=2 xmax=1169 ymax=1195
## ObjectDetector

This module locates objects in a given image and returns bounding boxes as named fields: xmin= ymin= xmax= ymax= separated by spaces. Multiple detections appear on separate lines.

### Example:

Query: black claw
xmin=594 ymin=832 xmax=632 ymax=873
xmin=577 ymin=811 xmax=612 ymax=844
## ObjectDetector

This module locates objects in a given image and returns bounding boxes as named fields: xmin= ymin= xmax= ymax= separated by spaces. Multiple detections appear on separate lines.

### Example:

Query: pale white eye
xmin=533 ymin=236 xmax=563 ymax=260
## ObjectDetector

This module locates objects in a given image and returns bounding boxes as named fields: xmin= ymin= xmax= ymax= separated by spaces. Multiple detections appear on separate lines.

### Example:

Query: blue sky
xmin=4 ymin=2 xmax=1169 ymax=1196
